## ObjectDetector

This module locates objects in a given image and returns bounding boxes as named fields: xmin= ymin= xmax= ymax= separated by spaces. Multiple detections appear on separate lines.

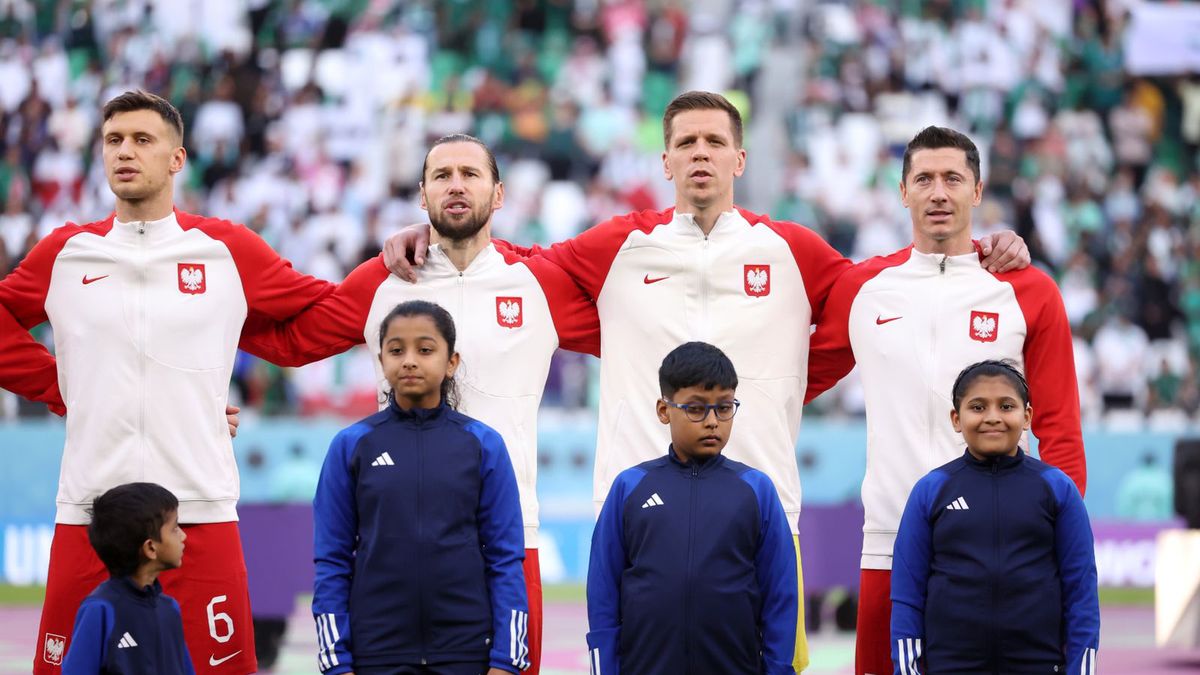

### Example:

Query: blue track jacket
xmin=586 ymin=447 xmax=798 ymax=675
xmin=891 ymin=450 xmax=1100 ymax=675
xmin=312 ymin=401 xmax=529 ymax=674
xmin=61 ymin=577 xmax=194 ymax=675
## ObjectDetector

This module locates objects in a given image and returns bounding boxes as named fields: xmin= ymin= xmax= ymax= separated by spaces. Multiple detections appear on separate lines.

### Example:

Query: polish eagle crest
xmin=969 ymin=310 xmax=999 ymax=342
xmin=496 ymin=296 xmax=523 ymax=328
xmin=177 ymin=263 xmax=206 ymax=294
xmin=744 ymin=264 xmax=770 ymax=297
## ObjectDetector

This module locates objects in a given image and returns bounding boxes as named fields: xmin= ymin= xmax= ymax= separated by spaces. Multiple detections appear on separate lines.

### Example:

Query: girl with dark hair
xmin=891 ymin=360 xmax=1099 ymax=675
xmin=311 ymin=300 xmax=529 ymax=675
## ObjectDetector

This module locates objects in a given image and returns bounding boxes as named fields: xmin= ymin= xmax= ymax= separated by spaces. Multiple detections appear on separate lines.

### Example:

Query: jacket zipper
xmin=685 ymin=462 xmax=699 ymax=671
xmin=136 ymin=221 xmax=147 ymax=478
xmin=699 ymin=235 xmax=710 ymax=341
xmin=456 ymin=270 xmax=465 ymax=316
xmin=991 ymin=461 xmax=1000 ymax=674
xmin=417 ymin=417 xmax=428 ymax=664
xmin=928 ymin=255 xmax=948 ymax=456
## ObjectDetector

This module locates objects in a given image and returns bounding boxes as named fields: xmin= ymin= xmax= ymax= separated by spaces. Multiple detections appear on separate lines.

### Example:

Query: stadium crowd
xmin=0 ymin=0 xmax=1197 ymax=424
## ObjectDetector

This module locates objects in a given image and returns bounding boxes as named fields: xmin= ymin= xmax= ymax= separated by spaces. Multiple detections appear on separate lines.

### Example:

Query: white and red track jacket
xmin=0 ymin=210 xmax=335 ymax=524
xmin=239 ymin=243 xmax=600 ymax=547
xmin=499 ymin=207 xmax=851 ymax=532
xmin=806 ymin=245 xmax=1087 ymax=569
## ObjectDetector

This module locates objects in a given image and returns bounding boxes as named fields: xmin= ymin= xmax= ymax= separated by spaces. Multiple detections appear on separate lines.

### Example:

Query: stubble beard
xmin=430 ymin=204 xmax=490 ymax=243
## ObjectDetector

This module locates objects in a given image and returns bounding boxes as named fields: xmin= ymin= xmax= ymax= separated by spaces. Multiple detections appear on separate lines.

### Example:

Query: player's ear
xmin=141 ymin=537 xmax=158 ymax=562
xmin=1022 ymin=404 xmax=1032 ymax=431
xmin=492 ymin=181 xmax=504 ymax=210
xmin=656 ymin=398 xmax=670 ymax=425
xmin=168 ymin=146 xmax=186 ymax=175
xmin=418 ymin=183 xmax=428 ymax=211
xmin=446 ymin=351 xmax=460 ymax=378
xmin=950 ymin=408 xmax=962 ymax=433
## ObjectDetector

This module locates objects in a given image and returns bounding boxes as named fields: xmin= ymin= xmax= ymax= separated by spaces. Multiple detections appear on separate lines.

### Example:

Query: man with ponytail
xmin=240 ymin=135 xmax=600 ymax=674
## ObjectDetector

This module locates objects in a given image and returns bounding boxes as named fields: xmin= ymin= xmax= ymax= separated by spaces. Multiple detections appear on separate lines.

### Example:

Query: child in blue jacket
xmin=62 ymin=482 xmax=193 ymax=674
xmin=312 ymin=300 xmax=528 ymax=675
xmin=586 ymin=341 xmax=798 ymax=674
xmin=891 ymin=359 xmax=1100 ymax=674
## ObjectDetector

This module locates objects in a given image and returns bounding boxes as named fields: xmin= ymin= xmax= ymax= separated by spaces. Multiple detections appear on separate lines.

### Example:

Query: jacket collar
xmin=110 ymin=210 xmax=181 ymax=244
xmin=671 ymin=209 xmax=742 ymax=238
xmin=387 ymin=397 xmax=449 ymax=424
xmin=114 ymin=576 xmax=164 ymax=602
xmin=667 ymin=445 xmax=726 ymax=475
xmin=908 ymin=244 xmax=982 ymax=272
xmin=962 ymin=448 xmax=1025 ymax=471
xmin=426 ymin=242 xmax=498 ymax=276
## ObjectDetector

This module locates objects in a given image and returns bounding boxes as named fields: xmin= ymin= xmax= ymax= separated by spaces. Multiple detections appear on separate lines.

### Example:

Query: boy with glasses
xmin=586 ymin=341 xmax=797 ymax=674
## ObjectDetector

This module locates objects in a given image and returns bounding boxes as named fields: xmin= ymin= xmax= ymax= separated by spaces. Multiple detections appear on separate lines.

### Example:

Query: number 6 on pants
xmin=207 ymin=596 xmax=235 ymax=643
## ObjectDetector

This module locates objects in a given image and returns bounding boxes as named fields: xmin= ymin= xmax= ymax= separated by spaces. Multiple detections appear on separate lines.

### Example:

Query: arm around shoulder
xmin=238 ymin=255 xmax=389 ymax=367
xmin=1014 ymin=269 xmax=1086 ymax=495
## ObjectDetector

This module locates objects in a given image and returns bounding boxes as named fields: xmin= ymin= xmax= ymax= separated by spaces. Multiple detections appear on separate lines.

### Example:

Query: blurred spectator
xmin=1093 ymin=312 xmax=1150 ymax=411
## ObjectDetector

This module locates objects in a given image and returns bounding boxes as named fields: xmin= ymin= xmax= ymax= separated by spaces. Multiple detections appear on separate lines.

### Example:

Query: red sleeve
xmin=746 ymin=209 xmax=852 ymax=326
xmin=493 ymin=208 xmax=674 ymax=301
xmin=805 ymin=247 xmax=912 ymax=403
xmin=0 ymin=222 xmax=108 ymax=415
xmin=238 ymin=255 xmax=390 ymax=367
xmin=506 ymin=253 xmax=601 ymax=357
xmin=180 ymin=212 xmax=336 ymax=320
xmin=1005 ymin=267 xmax=1087 ymax=495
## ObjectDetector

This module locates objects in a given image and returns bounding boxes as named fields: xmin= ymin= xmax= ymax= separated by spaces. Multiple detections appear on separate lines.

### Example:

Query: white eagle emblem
xmin=747 ymin=269 xmax=768 ymax=293
xmin=969 ymin=310 xmax=999 ymax=342
xmin=177 ymin=262 xmax=206 ymax=294
xmin=744 ymin=264 xmax=770 ymax=296
xmin=972 ymin=315 xmax=995 ymax=338
xmin=496 ymin=296 xmax=523 ymax=328
xmin=499 ymin=301 xmax=520 ymax=324
xmin=43 ymin=633 xmax=65 ymax=665
xmin=180 ymin=267 xmax=203 ymax=291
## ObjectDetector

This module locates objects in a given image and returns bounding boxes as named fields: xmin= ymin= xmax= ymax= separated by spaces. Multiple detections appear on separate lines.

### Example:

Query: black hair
xmin=87 ymin=482 xmax=179 ymax=578
xmin=659 ymin=341 xmax=738 ymax=398
xmin=951 ymin=359 xmax=1030 ymax=411
xmin=663 ymin=90 xmax=744 ymax=148
xmin=902 ymin=125 xmax=981 ymax=184
xmin=377 ymin=300 xmax=461 ymax=409
xmin=101 ymin=90 xmax=185 ymax=141
xmin=421 ymin=133 xmax=500 ymax=183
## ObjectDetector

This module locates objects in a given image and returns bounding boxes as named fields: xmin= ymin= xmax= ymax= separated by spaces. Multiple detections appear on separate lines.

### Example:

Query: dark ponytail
xmin=377 ymin=300 xmax=462 ymax=410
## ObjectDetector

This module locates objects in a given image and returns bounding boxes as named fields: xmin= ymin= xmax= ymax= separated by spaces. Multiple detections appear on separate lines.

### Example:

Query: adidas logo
xmin=371 ymin=452 xmax=395 ymax=467
xmin=641 ymin=493 xmax=664 ymax=509
xmin=946 ymin=497 xmax=970 ymax=510
xmin=117 ymin=632 xmax=138 ymax=649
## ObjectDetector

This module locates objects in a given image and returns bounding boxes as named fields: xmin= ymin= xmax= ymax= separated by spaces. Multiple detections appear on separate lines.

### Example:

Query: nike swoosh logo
xmin=209 ymin=651 xmax=242 ymax=667
xmin=643 ymin=275 xmax=669 ymax=284
xmin=876 ymin=315 xmax=902 ymax=325
xmin=81 ymin=275 xmax=110 ymax=285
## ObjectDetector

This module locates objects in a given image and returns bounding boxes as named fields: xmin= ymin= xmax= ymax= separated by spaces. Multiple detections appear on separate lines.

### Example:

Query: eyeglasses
xmin=661 ymin=398 xmax=740 ymax=422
